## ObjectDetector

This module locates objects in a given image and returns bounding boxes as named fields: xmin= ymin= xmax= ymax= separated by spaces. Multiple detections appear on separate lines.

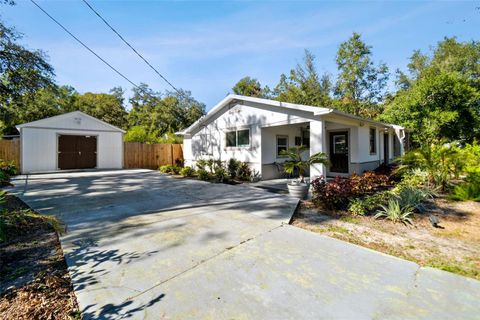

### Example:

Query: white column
xmin=310 ymin=119 xmax=326 ymax=179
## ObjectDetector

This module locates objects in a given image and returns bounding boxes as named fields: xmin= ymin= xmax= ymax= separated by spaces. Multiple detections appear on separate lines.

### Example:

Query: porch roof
xmin=176 ymin=94 xmax=402 ymax=135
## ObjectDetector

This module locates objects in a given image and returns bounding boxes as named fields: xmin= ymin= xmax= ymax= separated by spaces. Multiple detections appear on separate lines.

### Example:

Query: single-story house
xmin=177 ymin=95 xmax=407 ymax=180
xmin=17 ymin=111 xmax=124 ymax=174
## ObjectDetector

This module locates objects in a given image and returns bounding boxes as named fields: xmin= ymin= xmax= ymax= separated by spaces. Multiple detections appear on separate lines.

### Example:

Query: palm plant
xmin=280 ymin=146 xmax=329 ymax=183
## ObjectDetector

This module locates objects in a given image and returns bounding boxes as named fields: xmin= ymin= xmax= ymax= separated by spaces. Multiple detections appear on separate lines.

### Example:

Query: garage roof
xmin=16 ymin=111 xmax=126 ymax=133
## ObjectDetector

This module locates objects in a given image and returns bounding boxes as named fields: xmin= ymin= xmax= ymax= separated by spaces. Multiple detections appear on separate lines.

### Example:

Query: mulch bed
xmin=0 ymin=194 xmax=80 ymax=319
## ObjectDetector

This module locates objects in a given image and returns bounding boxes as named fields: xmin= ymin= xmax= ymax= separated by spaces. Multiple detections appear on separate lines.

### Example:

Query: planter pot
xmin=287 ymin=182 xmax=309 ymax=199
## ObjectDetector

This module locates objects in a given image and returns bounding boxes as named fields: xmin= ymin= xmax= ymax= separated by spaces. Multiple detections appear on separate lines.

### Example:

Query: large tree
xmin=334 ymin=32 xmax=389 ymax=118
xmin=0 ymin=19 xmax=55 ymax=133
xmin=273 ymin=50 xmax=332 ymax=107
xmin=74 ymin=88 xmax=127 ymax=129
xmin=381 ymin=37 xmax=480 ymax=144
xmin=232 ymin=76 xmax=268 ymax=98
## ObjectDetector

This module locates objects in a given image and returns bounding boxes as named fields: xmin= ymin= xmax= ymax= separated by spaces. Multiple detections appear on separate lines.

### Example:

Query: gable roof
xmin=16 ymin=111 xmax=125 ymax=133
xmin=176 ymin=94 xmax=401 ymax=135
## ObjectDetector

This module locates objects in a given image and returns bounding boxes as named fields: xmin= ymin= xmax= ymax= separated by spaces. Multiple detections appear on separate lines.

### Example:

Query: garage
xmin=16 ymin=111 xmax=125 ymax=174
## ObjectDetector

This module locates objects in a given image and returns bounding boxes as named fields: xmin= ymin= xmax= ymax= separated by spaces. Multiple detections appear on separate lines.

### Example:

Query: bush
xmin=159 ymin=165 xmax=180 ymax=174
xmin=394 ymin=185 xmax=433 ymax=213
xmin=237 ymin=162 xmax=252 ymax=181
xmin=374 ymin=198 xmax=414 ymax=225
xmin=197 ymin=169 xmax=211 ymax=181
xmin=449 ymin=168 xmax=480 ymax=201
xmin=348 ymin=191 xmax=391 ymax=216
xmin=0 ymin=160 xmax=17 ymax=186
xmin=180 ymin=166 xmax=196 ymax=177
xmin=227 ymin=158 xmax=241 ymax=179
xmin=196 ymin=159 xmax=207 ymax=171
xmin=213 ymin=166 xmax=228 ymax=183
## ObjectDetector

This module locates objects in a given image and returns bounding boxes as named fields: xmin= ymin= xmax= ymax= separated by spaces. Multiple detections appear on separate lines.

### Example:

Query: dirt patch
xmin=291 ymin=198 xmax=480 ymax=280
xmin=0 ymin=193 xmax=80 ymax=319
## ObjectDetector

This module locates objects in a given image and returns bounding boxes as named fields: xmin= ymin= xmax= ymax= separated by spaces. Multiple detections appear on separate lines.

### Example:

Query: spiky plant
xmin=280 ymin=146 xmax=329 ymax=183
xmin=374 ymin=199 xmax=414 ymax=225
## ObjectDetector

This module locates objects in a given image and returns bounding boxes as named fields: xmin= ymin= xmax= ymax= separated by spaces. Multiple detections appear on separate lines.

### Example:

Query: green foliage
xmin=232 ymin=76 xmax=269 ymax=98
xmin=374 ymin=199 xmax=414 ymax=225
xmin=280 ymin=145 xmax=329 ymax=183
xmin=236 ymin=162 xmax=252 ymax=181
xmin=335 ymin=32 xmax=389 ymax=118
xmin=0 ymin=159 xmax=16 ymax=186
xmin=124 ymin=126 xmax=160 ymax=144
xmin=179 ymin=166 xmax=196 ymax=177
xmin=159 ymin=165 xmax=180 ymax=174
xmin=449 ymin=168 xmax=480 ymax=201
xmin=394 ymin=185 xmax=433 ymax=213
xmin=227 ymin=158 xmax=241 ymax=179
xmin=348 ymin=191 xmax=391 ymax=216
xmin=382 ymin=38 xmax=480 ymax=143
xmin=0 ymin=207 xmax=64 ymax=243
xmin=273 ymin=50 xmax=332 ymax=107
xmin=195 ymin=159 xmax=207 ymax=171
xmin=197 ymin=169 xmax=211 ymax=181
xmin=213 ymin=166 xmax=228 ymax=183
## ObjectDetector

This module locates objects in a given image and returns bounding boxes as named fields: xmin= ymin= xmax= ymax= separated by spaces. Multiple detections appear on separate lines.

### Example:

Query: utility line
xmin=82 ymin=0 xmax=181 ymax=95
xmin=29 ymin=0 xmax=143 ymax=91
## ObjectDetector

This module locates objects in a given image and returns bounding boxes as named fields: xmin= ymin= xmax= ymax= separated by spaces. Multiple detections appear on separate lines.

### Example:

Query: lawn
xmin=291 ymin=197 xmax=480 ymax=280
xmin=0 ymin=193 xmax=80 ymax=319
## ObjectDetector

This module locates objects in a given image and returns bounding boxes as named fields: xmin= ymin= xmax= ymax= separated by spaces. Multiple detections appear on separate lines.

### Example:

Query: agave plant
xmin=374 ymin=199 xmax=414 ymax=225
xmin=280 ymin=146 xmax=329 ymax=183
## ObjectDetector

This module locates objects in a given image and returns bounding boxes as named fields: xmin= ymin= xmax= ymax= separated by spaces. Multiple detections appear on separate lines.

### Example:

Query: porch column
xmin=310 ymin=119 xmax=326 ymax=179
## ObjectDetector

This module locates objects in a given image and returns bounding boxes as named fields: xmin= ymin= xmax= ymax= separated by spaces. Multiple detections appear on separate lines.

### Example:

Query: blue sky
xmin=2 ymin=1 xmax=479 ymax=110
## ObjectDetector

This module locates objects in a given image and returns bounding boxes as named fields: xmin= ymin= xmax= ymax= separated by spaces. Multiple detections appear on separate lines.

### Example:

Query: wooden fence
xmin=0 ymin=139 xmax=20 ymax=167
xmin=123 ymin=142 xmax=183 ymax=169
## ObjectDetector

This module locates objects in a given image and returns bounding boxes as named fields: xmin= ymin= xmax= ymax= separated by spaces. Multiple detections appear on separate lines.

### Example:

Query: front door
xmin=329 ymin=131 xmax=349 ymax=173
xmin=58 ymin=135 xmax=97 ymax=170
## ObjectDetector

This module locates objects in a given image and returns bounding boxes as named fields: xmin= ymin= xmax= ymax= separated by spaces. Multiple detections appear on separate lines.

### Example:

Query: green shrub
xmin=213 ymin=166 xmax=228 ymax=183
xmin=347 ymin=191 xmax=391 ymax=216
xmin=237 ymin=162 xmax=252 ymax=181
xmin=449 ymin=168 xmax=480 ymax=201
xmin=180 ymin=166 xmax=196 ymax=177
xmin=197 ymin=169 xmax=211 ymax=181
xmin=0 ymin=160 xmax=17 ymax=186
xmin=196 ymin=159 xmax=207 ymax=171
xmin=394 ymin=185 xmax=433 ymax=213
xmin=374 ymin=199 xmax=414 ymax=225
xmin=159 ymin=165 xmax=181 ymax=174
xmin=227 ymin=158 xmax=241 ymax=179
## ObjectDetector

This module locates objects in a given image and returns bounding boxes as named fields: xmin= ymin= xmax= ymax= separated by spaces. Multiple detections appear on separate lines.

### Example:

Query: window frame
xmin=276 ymin=135 xmax=289 ymax=157
xmin=225 ymin=128 xmax=251 ymax=148
xmin=369 ymin=127 xmax=377 ymax=155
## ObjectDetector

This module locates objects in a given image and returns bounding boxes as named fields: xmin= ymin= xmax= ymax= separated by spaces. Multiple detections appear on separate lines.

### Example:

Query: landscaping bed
xmin=0 ymin=193 xmax=80 ymax=319
xmin=292 ymin=198 xmax=480 ymax=280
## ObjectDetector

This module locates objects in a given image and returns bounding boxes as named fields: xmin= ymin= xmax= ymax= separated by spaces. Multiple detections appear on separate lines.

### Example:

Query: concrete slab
xmin=10 ymin=170 xmax=480 ymax=319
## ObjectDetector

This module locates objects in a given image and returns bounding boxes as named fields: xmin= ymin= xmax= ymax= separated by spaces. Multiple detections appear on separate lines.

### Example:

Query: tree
xmin=273 ymin=50 xmax=332 ymax=107
xmin=126 ymin=84 xmax=205 ymax=143
xmin=0 ymin=19 xmax=55 ymax=133
xmin=383 ymin=37 xmax=480 ymax=144
xmin=232 ymin=76 xmax=268 ymax=97
xmin=74 ymin=88 xmax=127 ymax=129
xmin=334 ymin=32 xmax=389 ymax=117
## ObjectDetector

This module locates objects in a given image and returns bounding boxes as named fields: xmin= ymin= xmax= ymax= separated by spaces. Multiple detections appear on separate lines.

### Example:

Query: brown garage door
xmin=58 ymin=135 xmax=97 ymax=170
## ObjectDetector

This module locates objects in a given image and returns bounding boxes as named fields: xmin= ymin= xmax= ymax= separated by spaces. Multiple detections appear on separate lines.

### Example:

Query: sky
xmin=1 ymin=0 xmax=479 ymax=110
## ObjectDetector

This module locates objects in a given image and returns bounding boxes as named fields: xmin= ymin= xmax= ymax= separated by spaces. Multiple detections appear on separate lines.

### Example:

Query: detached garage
xmin=16 ymin=111 xmax=125 ymax=174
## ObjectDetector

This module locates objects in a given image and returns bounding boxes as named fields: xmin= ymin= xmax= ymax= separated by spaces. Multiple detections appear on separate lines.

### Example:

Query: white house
xmin=17 ymin=111 xmax=124 ymax=174
xmin=177 ymin=95 xmax=406 ymax=180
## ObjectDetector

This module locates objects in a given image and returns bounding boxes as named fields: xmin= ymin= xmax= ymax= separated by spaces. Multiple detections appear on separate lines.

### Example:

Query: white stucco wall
xmin=19 ymin=112 xmax=124 ymax=173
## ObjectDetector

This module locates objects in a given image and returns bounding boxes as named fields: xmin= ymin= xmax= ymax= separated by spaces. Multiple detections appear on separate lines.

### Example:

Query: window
xmin=369 ymin=128 xmax=376 ymax=154
xmin=295 ymin=136 xmax=302 ymax=146
xmin=302 ymin=129 xmax=310 ymax=147
xmin=225 ymin=129 xmax=250 ymax=147
xmin=277 ymin=135 xmax=288 ymax=157
xmin=333 ymin=135 xmax=347 ymax=154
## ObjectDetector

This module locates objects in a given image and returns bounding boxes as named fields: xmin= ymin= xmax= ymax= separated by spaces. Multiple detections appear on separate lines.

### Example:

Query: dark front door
xmin=329 ymin=131 xmax=349 ymax=173
xmin=58 ymin=135 xmax=97 ymax=170
xmin=383 ymin=133 xmax=389 ymax=164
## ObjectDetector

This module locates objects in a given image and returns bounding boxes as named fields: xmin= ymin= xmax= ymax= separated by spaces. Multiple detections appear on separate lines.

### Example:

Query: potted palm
xmin=280 ymin=145 xmax=329 ymax=199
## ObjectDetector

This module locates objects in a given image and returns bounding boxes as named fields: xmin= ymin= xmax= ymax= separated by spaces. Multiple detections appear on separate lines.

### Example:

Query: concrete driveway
xmin=11 ymin=170 xmax=480 ymax=319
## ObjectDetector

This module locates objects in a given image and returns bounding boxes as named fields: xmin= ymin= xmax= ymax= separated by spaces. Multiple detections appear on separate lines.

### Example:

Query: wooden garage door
xmin=58 ymin=135 xmax=97 ymax=170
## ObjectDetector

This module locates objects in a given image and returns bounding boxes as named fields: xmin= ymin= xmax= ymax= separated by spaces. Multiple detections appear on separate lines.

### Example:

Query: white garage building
xmin=16 ymin=111 xmax=124 ymax=174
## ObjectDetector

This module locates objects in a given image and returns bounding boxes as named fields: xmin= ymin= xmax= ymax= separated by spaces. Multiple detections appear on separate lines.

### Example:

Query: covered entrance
xmin=58 ymin=135 xmax=97 ymax=170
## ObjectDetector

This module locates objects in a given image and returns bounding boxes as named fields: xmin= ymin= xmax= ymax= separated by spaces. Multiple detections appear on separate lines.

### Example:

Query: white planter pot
xmin=287 ymin=183 xmax=309 ymax=199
